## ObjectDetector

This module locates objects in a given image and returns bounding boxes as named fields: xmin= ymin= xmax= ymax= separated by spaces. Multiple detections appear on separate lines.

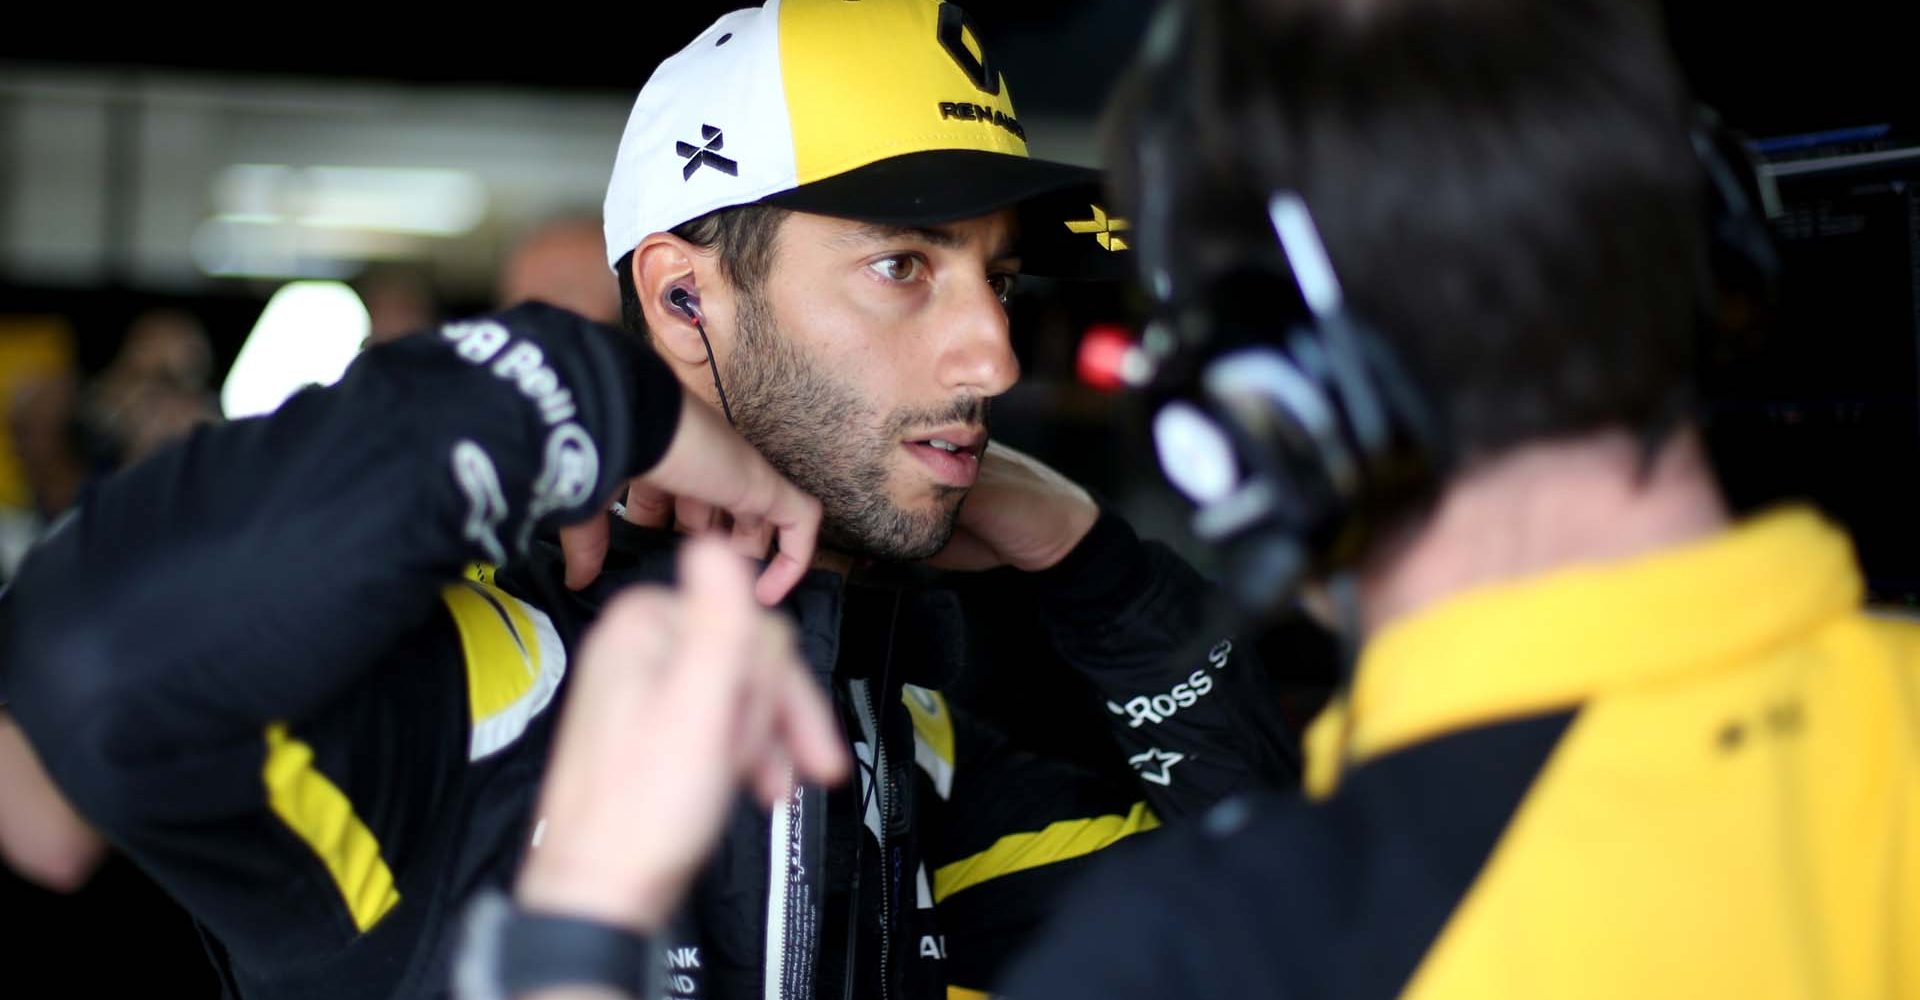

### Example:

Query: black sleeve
xmin=0 ymin=305 xmax=679 ymax=991
xmin=1 ymin=302 xmax=677 ymax=749
xmin=1028 ymin=510 xmax=1305 ymax=818
xmin=993 ymin=843 xmax=1202 ymax=1000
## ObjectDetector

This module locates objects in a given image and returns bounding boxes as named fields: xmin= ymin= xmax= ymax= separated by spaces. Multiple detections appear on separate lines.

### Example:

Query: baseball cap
xmin=602 ymin=0 xmax=1131 ymax=280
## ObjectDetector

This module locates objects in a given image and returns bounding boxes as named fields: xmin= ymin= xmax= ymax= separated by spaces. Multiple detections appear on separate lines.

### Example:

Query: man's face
xmin=724 ymin=208 xmax=1021 ymax=561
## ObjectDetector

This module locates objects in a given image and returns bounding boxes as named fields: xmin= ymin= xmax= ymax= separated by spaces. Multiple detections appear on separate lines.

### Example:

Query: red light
xmin=1077 ymin=324 xmax=1138 ymax=392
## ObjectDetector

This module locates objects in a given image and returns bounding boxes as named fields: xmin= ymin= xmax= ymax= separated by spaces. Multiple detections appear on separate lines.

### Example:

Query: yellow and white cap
xmin=603 ymin=0 xmax=1130 ymax=279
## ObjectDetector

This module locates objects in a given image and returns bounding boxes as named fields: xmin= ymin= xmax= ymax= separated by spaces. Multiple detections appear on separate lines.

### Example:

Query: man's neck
xmin=1358 ymin=426 xmax=1731 ymax=635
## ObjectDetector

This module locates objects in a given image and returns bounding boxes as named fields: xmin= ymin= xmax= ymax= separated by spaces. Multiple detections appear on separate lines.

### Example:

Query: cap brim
xmin=760 ymin=150 xmax=1132 ymax=281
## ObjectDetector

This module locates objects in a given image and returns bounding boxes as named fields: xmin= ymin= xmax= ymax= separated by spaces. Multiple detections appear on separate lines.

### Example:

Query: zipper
xmin=852 ymin=679 xmax=893 ymax=1000
xmin=765 ymin=762 xmax=795 ymax=1000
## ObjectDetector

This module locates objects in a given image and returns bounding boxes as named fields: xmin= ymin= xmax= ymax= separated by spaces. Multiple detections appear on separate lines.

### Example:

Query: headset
xmin=1126 ymin=0 xmax=1446 ymax=615
xmin=668 ymin=285 xmax=738 ymax=426
xmin=1124 ymin=0 xmax=1781 ymax=617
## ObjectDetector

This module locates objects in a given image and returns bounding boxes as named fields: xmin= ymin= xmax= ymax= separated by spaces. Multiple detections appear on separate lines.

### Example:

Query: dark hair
xmin=615 ymin=203 xmax=791 ymax=339
xmin=1111 ymin=0 xmax=1707 ymax=457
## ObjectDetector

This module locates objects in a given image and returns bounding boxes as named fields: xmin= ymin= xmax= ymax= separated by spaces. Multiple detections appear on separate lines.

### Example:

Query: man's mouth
xmin=903 ymin=428 xmax=986 ymax=487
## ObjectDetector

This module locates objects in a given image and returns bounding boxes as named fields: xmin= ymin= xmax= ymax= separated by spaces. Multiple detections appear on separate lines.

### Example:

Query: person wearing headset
xmin=997 ymin=0 xmax=1920 ymax=997
xmin=0 ymin=4 xmax=1305 ymax=999
xmin=473 ymin=0 xmax=1920 ymax=998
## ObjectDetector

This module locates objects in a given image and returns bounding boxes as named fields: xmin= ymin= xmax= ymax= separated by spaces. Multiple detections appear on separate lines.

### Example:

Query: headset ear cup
xmin=1182 ymin=343 xmax=1352 ymax=548
xmin=1188 ymin=319 xmax=1447 ymax=570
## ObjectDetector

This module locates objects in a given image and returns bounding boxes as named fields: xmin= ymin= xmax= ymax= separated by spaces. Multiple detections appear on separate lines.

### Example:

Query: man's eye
xmin=988 ymin=272 xmax=1019 ymax=303
xmin=869 ymin=254 xmax=925 ymax=282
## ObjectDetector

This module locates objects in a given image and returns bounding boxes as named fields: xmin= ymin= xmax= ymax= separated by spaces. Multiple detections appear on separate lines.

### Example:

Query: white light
xmin=214 ymin=164 xmax=294 ymax=219
xmin=220 ymin=282 xmax=369 ymax=419
xmin=300 ymin=166 xmax=488 ymax=235
xmin=192 ymin=218 xmax=420 ymax=279
xmin=1153 ymin=401 xmax=1239 ymax=505
xmin=213 ymin=164 xmax=489 ymax=237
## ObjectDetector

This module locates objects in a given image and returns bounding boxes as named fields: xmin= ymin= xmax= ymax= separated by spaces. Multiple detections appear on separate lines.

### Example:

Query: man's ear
xmin=633 ymin=234 xmax=714 ymax=368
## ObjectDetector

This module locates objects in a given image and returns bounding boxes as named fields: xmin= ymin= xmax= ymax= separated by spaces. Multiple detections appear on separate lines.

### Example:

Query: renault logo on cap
xmin=1065 ymin=205 xmax=1131 ymax=251
xmin=677 ymin=124 xmax=738 ymax=180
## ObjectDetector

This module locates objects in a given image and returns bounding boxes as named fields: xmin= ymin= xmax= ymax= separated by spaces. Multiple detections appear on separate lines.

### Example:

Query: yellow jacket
xmin=1006 ymin=505 xmax=1920 ymax=999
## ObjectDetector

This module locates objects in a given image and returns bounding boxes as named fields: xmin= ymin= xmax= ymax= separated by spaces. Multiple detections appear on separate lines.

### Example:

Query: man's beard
xmin=724 ymin=291 xmax=987 ymax=561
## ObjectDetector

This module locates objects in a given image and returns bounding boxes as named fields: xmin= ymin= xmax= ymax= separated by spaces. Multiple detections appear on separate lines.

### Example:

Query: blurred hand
xmin=0 ymin=710 xmax=107 ymax=893
xmin=515 ymin=538 xmax=848 ymax=932
xmin=559 ymin=395 xmax=822 ymax=605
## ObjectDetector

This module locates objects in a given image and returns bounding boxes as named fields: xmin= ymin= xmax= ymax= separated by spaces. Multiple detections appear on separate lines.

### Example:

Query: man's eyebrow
xmin=833 ymin=222 xmax=1020 ymax=262
xmin=833 ymin=222 xmax=964 ymax=250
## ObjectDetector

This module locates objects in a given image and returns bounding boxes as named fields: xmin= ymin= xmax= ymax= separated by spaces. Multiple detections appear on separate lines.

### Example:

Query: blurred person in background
xmin=84 ymin=308 xmax=219 ymax=467
xmin=0 ymin=310 xmax=214 ymax=902
xmin=497 ymin=215 xmax=621 ymax=324
xmin=2 ymin=311 xmax=223 ymax=997
xmin=361 ymin=266 xmax=443 ymax=347
xmin=5 ymin=375 xmax=87 ymax=556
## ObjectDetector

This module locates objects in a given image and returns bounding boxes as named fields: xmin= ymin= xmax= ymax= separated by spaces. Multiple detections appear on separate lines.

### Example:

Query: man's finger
xmin=563 ymin=588 xmax=680 ymax=739
xmin=666 ymin=538 xmax=761 ymax=712
xmin=722 ymin=613 xmax=792 ymax=768
xmin=752 ymin=753 xmax=795 ymax=810
xmin=675 ymin=496 xmax=718 ymax=537
xmin=731 ymin=673 xmax=779 ymax=779
xmin=624 ymin=480 xmax=675 ymax=529
xmin=730 ymin=516 xmax=775 ymax=562
xmin=754 ymin=490 xmax=822 ymax=606
xmin=560 ymin=515 xmax=612 ymax=591
xmin=777 ymin=660 xmax=849 ymax=786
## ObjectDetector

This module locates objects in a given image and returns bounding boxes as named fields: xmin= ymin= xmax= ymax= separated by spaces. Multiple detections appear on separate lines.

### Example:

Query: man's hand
xmin=559 ymin=395 xmax=822 ymax=605
xmin=926 ymin=443 xmax=1100 ymax=573
xmin=516 ymin=538 xmax=848 ymax=933
xmin=0 ymin=709 xmax=107 ymax=892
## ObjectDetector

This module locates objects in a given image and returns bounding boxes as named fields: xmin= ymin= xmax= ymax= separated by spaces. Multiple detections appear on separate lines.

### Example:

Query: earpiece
xmin=665 ymin=283 xmax=735 ymax=426
xmin=667 ymin=285 xmax=703 ymax=322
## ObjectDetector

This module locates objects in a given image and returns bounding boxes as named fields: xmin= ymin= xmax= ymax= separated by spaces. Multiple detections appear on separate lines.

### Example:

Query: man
xmin=0 ymin=3 xmax=1296 ymax=999
xmin=996 ymin=0 xmax=1920 ymax=996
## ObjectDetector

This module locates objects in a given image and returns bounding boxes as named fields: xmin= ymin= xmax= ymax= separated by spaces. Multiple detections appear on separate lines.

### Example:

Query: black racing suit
xmin=0 ymin=304 xmax=1300 ymax=999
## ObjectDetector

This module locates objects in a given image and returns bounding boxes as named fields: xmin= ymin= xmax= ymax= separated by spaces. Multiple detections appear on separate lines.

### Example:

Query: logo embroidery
xmin=936 ymin=100 xmax=1025 ymax=140
xmin=937 ymin=3 xmax=1000 ymax=95
xmin=677 ymin=124 xmax=738 ymax=180
xmin=1065 ymin=204 xmax=1131 ymax=251
xmin=1128 ymin=746 xmax=1185 ymax=786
